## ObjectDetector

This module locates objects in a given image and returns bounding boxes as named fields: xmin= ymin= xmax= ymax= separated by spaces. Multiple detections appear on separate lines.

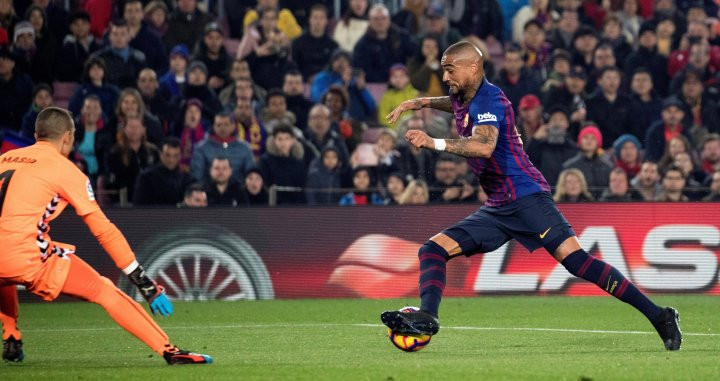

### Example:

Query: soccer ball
xmin=387 ymin=306 xmax=432 ymax=352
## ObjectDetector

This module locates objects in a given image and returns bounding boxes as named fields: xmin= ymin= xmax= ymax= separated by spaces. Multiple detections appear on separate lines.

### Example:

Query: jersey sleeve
xmin=471 ymin=94 xmax=507 ymax=130
xmin=57 ymin=161 xmax=101 ymax=217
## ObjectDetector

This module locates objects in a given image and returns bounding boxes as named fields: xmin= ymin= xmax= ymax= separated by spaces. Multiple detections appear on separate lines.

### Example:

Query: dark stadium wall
xmin=36 ymin=204 xmax=720 ymax=301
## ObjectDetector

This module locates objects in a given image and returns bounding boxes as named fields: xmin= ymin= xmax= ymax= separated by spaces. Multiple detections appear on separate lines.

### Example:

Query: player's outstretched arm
xmin=82 ymin=210 xmax=173 ymax=316
xmin=386 ymin=96 xmax=452 ymax=124
xmin=405 ymin=125 xmax=498 ymax=158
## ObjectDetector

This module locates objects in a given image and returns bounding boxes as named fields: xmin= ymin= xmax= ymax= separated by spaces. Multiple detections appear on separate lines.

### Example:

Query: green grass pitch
xmin=2 ymin=296 xmax=719 ymax=380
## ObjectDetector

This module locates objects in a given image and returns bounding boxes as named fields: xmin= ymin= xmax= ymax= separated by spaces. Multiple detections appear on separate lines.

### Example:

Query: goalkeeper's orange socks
xmin=0 ymin=285 xmax=21 ymax=340
xmin=418 ymin=241 xmax=449 ymax=317
xmin=61 ymin=255 xmax=170 ymax=354
xmin=561 ymin=249 xmax=663 ymax=322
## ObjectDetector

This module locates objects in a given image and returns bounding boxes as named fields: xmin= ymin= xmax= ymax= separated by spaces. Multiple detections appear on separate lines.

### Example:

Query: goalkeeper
xmin=0 ymin=107 xmax=211 ymax=365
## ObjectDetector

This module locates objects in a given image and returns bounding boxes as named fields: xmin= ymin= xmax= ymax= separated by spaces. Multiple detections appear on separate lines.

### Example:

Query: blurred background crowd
xmin=0 ymin=0 xmax=719 ymax=207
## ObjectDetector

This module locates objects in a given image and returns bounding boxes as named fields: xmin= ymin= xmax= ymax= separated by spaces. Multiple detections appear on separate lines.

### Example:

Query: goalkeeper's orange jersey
xmin=0 ymin=141 xmax=133 ymax=281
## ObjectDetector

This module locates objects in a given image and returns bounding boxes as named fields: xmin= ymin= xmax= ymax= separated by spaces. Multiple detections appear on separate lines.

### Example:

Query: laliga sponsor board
xmin=43 ymin=203 xmax=720 ymax=301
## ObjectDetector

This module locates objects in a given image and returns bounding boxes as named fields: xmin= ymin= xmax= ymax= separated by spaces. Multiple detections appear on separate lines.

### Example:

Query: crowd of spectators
xmin=1 ymin=0 xmax=719 ymax=207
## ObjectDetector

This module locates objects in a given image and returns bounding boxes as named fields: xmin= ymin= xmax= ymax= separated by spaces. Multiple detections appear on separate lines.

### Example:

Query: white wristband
xmin=433 ymin=138 xmax=446 ymax=151
xmin=122 ymin=259 xmax=140 ymax=275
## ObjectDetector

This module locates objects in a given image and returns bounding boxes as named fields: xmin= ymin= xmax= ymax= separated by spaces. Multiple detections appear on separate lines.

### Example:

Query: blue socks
xmin=418 ymin=241 xmax=448 ymax=317
xmin=561 ymin=249 xmax=662 ymax=322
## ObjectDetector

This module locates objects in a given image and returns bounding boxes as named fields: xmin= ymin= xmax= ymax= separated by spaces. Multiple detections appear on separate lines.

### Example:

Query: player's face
xmin=210 ymin=159 xmax=232 ymax=183
xmin=609 ymin=171 xmax=628 ymax=195
xmin=441 ymin=55 xmax=473 ymax=96
xmin=353 ymin=170 xmax=370 ymax=190
xmin=160 ymin=146 xmax=181 ymax=170
xmin=619 ymin=141 xmax=638 ymax=163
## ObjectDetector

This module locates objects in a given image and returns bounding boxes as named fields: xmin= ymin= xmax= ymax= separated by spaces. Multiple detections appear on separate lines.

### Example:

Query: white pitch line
xmin=21 ymin=323 xmax=720 ymax=337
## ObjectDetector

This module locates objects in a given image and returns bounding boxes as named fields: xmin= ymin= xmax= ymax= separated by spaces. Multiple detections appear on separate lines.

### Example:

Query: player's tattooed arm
xmin=419 ymin=97 xmax=453 ymax=113
xmin=444 ymin=125 xmax=498 ymax=158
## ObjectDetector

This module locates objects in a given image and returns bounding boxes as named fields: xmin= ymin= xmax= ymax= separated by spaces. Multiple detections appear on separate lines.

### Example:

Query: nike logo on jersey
xmin=477 ymin=112 xmax=498 ymax=123
xmin=539 ymin=227 xmax=551 ymax=239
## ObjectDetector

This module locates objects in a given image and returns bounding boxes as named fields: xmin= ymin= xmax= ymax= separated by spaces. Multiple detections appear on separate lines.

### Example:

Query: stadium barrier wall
xmin=39 ymin=203 xmax=720 ymax=301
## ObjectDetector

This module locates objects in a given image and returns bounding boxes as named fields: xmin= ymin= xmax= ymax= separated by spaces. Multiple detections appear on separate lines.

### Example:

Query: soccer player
xmin=381 ymin=41 xmax=682 ymax=351
xmin=0 ymin=107 xmax=212 ymax=364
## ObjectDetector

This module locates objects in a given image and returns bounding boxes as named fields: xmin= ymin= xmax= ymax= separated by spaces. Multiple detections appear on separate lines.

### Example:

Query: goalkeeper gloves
xmin=127 ymin=265 xmax=173 ymax=317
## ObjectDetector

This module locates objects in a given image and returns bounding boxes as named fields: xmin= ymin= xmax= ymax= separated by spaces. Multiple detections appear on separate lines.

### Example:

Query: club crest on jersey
xmin=477 ymin=112 xmax=498 ymax=123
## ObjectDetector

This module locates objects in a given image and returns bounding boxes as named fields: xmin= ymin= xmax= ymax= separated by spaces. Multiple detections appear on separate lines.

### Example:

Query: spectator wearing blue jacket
xmin=191 ymin=111 xmax=255 ymax=183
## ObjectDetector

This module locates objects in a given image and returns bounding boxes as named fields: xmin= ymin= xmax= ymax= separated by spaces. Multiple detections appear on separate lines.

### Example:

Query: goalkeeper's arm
xmin=81 ymin=210 xmax=173 ymax=316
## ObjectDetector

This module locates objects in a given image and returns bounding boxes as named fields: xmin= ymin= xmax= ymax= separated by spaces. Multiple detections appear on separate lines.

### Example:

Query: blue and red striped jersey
xmin=450 ymin=77 xmax=550 ymax=206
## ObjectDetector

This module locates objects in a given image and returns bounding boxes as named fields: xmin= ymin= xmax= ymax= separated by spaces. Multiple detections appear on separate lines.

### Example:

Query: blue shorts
xmin=443 ymin=192 xmax=575 ymax=255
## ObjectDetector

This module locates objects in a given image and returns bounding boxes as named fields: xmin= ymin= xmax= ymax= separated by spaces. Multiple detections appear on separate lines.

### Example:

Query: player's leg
xmin=60 ymin=255 xmax=211 ymax=363
xmin=0 ymin=285 xmax=24 ymax=362
xmin=551 ymin=236 xmax=681 ymax=350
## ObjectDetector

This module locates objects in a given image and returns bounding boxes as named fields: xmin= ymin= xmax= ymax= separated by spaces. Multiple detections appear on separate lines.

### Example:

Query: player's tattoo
xmin=421 ymin=97 xmax=453 ymax=113
xmin=443 ymin=125 xmax=498 ymax=158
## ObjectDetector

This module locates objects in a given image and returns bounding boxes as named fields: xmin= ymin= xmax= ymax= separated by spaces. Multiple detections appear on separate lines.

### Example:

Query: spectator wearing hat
xmin=378 ymin=64 xmax=419 ymax=129
xmin=630 ymin=160 xmax=662 ymax=201
xmin=144 ymin=0 xmax=169 ymax=39
xmin=547 ymin=9 xmax=580 ymax=52
xmin=173 ymin=98 xmax=207 ymax=172
xmin=193 ymin=22 xmax=232 ymax=93
xmin=137 ymin=68 xmax=174 ymax=133
xmin=494 ymin=43 xmax=541 ymax=116
xmin=67 ymin=56 xmax=120 ymax=119
xmin=305 ymin=145 xmax=347 ymax=205
xmin=233 ymin=95 xmax=266 ymax=162
xmin=407 ymin=34 xmax=447 ymax=97
xmin=644 ymin=96 xmax=691 ymax=162
xmin=192 ymin=111 xmax=255 ymax=184
xmin=599 ymin=167 xmax=643 ymax=201
xmin=332 ymin=0 xmax=369 ymax=53
xmin=175 ymin=60 xmax=222 ymax=118
xmin=516 ymin=94 xmax=542 ymax=145
xmin=159 ymin=44 xmax=189 ymax=99
xmin=571 ymin=26 xmax=599 ymax=74
xmin=133 ymin=136 xmax=196 ymax=205
xmin=91 ymin=19 xmax=147 ymax=89
xmin=310 ymin=49 xmax=376 ymax=122
xmin=203 ymin=156 xmax=250 ymax=207
xmin=544 ymin=65 xmax=588 ymax=138
xmin=628 ymin=68 xmax=662 ymax=132
xmin=291 ymin=4 xmax=338 ymax=81
xmin=123 ymin=0 xmax=167 ymax=74
xmin=352 ymin=4 xmax=417 ymax=83
xmin=527 ymin=105 xmax=579 ymax=186
xmin=242 ymin=0 xmax=302 ymax=41
xmin=420 ymin=2 xmax=462 ymax=52
xmin=11 ymin=20 xmax=47 ymax=83
xmin=19 ymin=83 xmax=53 ymax=141
xmin=624 ymin=21 xmax=669 ymax=96
xmin=675 ymin=68 xmax=720 ymax=147
xmin=57 ymin=11 xmax=102 ymax=82
xmin=163 ymin=0 xmax=213 ymax=53
xmin=585 ymin=66 xmax=637 ymax=148
xmin=612 ymin=134 xmax=643 ymax=178
xmin=0 ymin=46 xmax=32 ymax=131
xmin=562 ymin=124 xmax=613 ymax=197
